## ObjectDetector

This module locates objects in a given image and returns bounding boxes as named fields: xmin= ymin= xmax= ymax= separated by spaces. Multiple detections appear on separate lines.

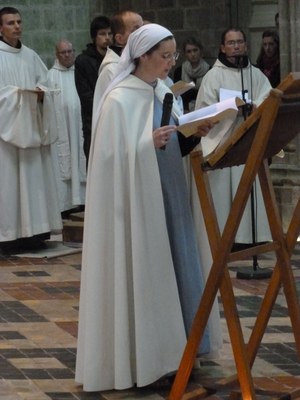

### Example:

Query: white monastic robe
xmin=92 ymin=48 xmax=120 ymax=131
xmin=76 ymin=76 xmax=187 ymax=391
xmin=196 ymin=58 xmax=272 ymax=243
xmin=0 ymin=40 xmax=62 ymax=242
xmin=48 ymin=60 xmax=86 ymax=211
xmin=76 ymin=75 xmax=223 ymax=391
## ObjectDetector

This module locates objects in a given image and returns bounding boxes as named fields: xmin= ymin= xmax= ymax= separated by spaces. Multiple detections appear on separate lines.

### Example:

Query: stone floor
xmin=0 ymin=238 xmax=299 ymax=400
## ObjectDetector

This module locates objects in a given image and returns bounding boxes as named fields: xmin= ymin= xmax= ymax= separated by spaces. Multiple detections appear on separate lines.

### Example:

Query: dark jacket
xmin=75 ymin=43 xmax=105 ymax=161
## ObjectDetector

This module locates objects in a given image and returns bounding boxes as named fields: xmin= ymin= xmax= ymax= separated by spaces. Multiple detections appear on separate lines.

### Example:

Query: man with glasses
xmin=195 ymin=28 xmax=272 ymax=246
xmin=48 ymin=40 xmax=86 ymax=217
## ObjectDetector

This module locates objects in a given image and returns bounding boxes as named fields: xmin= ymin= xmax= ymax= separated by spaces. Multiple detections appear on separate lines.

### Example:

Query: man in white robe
xmin=196 ymin=28 xmax=272 ymax=244
xmin=0 ymin=7 xmax=62 ymax=249
xmin=48 ymin=39 xmax=86 ymax=214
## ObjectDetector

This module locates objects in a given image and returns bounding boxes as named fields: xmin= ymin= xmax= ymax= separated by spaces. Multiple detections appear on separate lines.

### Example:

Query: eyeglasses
xmin=159 ymin=51 xmax=180 ymax=61
xmin=225 ymin=40 xmax=245 ymax=46
xmin=58 ymin=49 xmax=75 ymax=55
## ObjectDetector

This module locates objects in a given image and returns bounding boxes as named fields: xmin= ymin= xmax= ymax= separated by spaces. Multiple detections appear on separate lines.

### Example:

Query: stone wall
xmin=0 ymin=0 xmax=237 ymax=68
xmin=272 ymin=0 xmax=300 ymax=231
xmin=0 ymin=0 xmax=92 ymax=67
xmin=0 ymin=1 xmax=254 ymax=69
xmin=100 ymin=0 xmax=232 ymax=68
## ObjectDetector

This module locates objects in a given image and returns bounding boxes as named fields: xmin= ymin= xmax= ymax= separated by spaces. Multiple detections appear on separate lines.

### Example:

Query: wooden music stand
xmin=169 ymin=72 xmax=300 ymax=400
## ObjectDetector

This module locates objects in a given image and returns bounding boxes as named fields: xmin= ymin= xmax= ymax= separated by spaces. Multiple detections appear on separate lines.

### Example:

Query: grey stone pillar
xmin=272 ymin=0 xmax=300 ymax=231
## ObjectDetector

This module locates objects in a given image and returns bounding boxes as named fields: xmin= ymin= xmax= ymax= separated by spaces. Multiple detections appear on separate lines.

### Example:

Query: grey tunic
xmin=154 ymin=94 xmax=210 ymax=354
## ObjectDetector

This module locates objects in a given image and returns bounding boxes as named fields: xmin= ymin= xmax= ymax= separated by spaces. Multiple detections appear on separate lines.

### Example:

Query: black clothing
xmin=0 ymin=37 xmax=21 ymax=48
xmin=173 ymin=65 xmax=182 ymax=83
xmin=173 ymin=62 xmax=211 ymax=112
xmin=74 ymin=43 xmax=105 ymax=164
xmin=109 ymin=44 xmax=123 ymax=57
xmin=218 ymin=52 xmax=249 ymax=69
xmin=177 ymin=132 xmax=200 ymax=157
xmin=173 ymin=65 xmax=198 ymax=112
xmin=256 ymin=55 xmax=280 ymax=88
xmin=173 ymin=65 xmax=192 ymax=110
xmin=0 ymin=232 xmax=50 ymax=254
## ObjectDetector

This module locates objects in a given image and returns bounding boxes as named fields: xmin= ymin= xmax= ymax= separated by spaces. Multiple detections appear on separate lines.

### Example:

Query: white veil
xmin=92 ymin=23 xmax=173 ymax=132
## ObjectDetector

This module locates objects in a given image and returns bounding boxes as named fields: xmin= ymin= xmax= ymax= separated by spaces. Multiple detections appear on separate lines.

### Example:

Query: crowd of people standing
xmin=0 ymin=4 xmax=281 ymax=395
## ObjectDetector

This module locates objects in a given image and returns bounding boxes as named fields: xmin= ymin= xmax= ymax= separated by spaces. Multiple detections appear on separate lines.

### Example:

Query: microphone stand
xmin=235 ymin=57 xmax=272 ymax=280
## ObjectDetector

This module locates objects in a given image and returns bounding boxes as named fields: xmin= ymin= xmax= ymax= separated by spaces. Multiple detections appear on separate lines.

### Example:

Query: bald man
xmin=48 ymin=40 xmax=86 ymax=216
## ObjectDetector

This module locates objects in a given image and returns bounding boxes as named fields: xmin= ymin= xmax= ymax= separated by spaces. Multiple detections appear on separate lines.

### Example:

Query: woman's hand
xmin=153 ymin=125 xmax=177 ymax=148
xmin=193 ymin=120 xmax=215 ymax=137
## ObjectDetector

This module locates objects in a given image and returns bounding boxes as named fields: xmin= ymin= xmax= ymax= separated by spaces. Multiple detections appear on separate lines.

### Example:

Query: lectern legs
xmin=169 ymin=157 xmax=300 ymax=400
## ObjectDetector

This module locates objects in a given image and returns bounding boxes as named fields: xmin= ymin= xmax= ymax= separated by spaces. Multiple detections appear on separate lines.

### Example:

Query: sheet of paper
xmin=200 ymin=115 xmax=237 ymax=157
xmin=220 ymin=87 xmax=250 ymax=102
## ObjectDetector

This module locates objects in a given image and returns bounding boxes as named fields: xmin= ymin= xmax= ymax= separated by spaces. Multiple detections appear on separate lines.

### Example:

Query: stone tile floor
xmin=0 ymin=240 xmax=299 ymax=399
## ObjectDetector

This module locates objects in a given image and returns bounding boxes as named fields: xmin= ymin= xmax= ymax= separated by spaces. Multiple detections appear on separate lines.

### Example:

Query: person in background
xmin=256 ymin=29 xmax=280 ymax=87
xmin=75 ymin=15 xmax=112 ymax=165
xmin=48 ymin=40 xmax=86 ymax=217
xmin=92 ymin=10 xmax=143 ymax=122
xmin=0 ymin=7 xmax=62 ymax=253
xmin=174 ymin=37 xmax=210 ymax=111
xmin=75 ymin=23 xmax=219 ymax=392
xmin=195 ymin=28 xmax=272 ymax=246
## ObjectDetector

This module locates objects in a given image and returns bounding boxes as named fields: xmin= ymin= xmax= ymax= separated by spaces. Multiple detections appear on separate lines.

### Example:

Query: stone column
xmin=248 ymin=0 xmax=278 ymax=62
xmin=271 ymin=0 xmax=300 ymax=231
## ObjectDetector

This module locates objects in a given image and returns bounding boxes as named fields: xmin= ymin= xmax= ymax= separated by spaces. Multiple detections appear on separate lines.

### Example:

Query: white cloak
xmin=196 ymin=59 xmax=272 ymax=243
xmin=0 ymin=41 xmax=62 ymax=241
xmin=48 ymin=60 xmax=86 ymax=211
xmin=76 ymin=76 xmax=187 ymax=391
xmin=92 ymin=48 xmax=120 ymax=132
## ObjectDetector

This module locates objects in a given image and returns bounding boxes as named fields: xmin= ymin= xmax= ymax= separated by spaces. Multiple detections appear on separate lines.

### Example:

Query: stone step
xmin=69 ymin=211 xmax=85 ymax=222
xmin=62 ymin=220 xmax=84 ymax=244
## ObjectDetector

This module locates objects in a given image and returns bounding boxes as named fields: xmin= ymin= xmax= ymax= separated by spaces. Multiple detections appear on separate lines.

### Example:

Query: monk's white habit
xmin=92 ymin=48 xmax=120 ymax=131
xmin=196 ymin=59 xmax=272 ymax=243
xmin=0 ymin=40 xmax=62 ymax=242
xmin=48 ymin=60 xmax=86 ymax=211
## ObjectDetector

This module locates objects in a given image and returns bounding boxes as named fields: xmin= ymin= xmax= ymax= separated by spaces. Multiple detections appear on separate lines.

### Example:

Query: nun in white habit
xmin=75 ymin=23 xmax=220 ymax=392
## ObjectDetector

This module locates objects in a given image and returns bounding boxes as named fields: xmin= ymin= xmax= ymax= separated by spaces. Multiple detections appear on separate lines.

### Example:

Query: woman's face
xmin=263 ymin=36 xmax=278 ymax=58
xmin=184 ymin=44 xmax=201 ymax=65
xmin=143 ymin=38 xmax=177 ymax=81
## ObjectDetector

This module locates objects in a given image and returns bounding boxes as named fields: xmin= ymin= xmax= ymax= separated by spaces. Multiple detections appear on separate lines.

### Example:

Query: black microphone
xmin=160 ymin=92 xmax=173 ymax=150
xmin=236 ymin=55 xmax=253 ymax=117
xmin=235 ymin=55 xmax=248 ymax=68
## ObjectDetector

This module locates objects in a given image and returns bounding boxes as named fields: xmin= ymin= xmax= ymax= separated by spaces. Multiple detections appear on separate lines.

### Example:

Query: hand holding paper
xmin=193 ymin=119 xmax=215 ymax=137
xmin=177 ymin=96 xmax=245 ymax=138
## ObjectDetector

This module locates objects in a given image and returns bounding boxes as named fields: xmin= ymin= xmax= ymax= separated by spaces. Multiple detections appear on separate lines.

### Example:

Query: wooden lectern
xmin=169 ymin=72 xmax=300 ymax=399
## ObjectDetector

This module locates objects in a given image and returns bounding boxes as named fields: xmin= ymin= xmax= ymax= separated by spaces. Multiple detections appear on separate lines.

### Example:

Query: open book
xmin=170 ymin=80 xmax=195 ymax=97
xmin=177 ymin=96 xmax=244 ymax=138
